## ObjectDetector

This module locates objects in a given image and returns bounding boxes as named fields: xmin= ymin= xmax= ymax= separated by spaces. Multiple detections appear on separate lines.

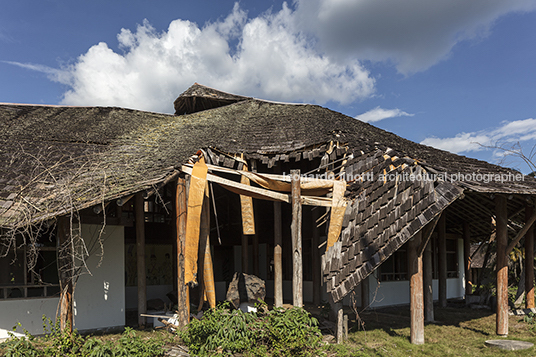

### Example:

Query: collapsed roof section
xmin=173 ymin=83 xmax=251 ymax=115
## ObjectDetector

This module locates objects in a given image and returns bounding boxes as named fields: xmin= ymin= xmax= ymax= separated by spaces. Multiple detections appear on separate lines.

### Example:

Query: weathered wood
xmin=361 ymin=277 xmax=369 ymax=309
xmin=496 ymin=195 xmax=508 ymax=336
xmin=57 ymin=215 xmax=73 ymax=333
xmin=291 ymin=169 xmax=303 ymax=307
xmin=438 ymin=212 xmax=447 ymax=308
xmin=253 ymin=234 xmax=259 ymax=276
xmin=463 ymin=222 xmax=472 ymax=297
xmin=408 ymin=231 xmax=424 ymax=345
xmin=175 ymin=178 xmax=189 ymax=327
xmin=312 ymin=207 xmax=322 ymax=306
xmin=526 ymin=205 xmax=535 ymax=309
xmin=506 ymin=205 xmax=536 ymax=255
xmin=241 ymin=234 xmax=249 ymax=274
xmin=274 ymin=201 xmax=283 ymax=308
xmin=423 ymin=238 xmax=434 ymax=322
xmin=135 ymin=193 xmax=147 ymax=328
xmin=181 ymin=165 xmax=333 ymax=207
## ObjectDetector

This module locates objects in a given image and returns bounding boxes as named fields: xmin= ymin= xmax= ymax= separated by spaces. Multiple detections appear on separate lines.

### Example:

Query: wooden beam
xmin=181 ymin=165 xmax=333 ymax=207
xmin=291 ymin=169 xmax=303 ymax=307
xmin=274 ymin=201 xmax=283 ymax=308
xmin=526 ymin=205 xmax=535 ymax=309
xmin=253 ymin=233 xmax=259 ymax=276
xmin=312 ymin=207 xmax=321 ymax=307
xmin=463 ymin=222 xmax=472 ymax=297
xmin=175 ymin=178 xmax=189 ymax=327
xmin=361 ymin=277 xmax=369 ymax=309
xmin=418 ymin=215 xmax=440 ymax=257
xmin=57 ymin=215 xmax=73 ymax=333
xmin=408 ymin=231 xmax=424 ymax=345
xmin=506 ymin=205 xmax=536 ymax=255
xmin=423 ymin=238 xmax=434 ymax=322
xmin=241 ymin=235 xmax=249 ymax=274
xmin=135 ymin=193 xmax=147 ymax=328
xmin=495 ymin=195 xmax=508 ymax=336
xmin=438 ymin=213 xmax=447 ymax=308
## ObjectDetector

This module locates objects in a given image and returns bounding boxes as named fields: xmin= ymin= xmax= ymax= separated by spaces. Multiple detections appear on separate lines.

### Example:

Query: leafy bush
xmin=179 ymin=301 xmax=324 ymax=356
xmin=0 ymin=318 xmax=169 ymax=357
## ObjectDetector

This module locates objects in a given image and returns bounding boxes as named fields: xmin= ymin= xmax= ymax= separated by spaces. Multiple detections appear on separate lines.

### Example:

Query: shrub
xmin=179 ymin=301 xmax=324 ymax=356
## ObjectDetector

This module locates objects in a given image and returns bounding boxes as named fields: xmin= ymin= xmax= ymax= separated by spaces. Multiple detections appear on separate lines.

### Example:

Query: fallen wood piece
xmin=140 ymin=313 xmax=171 ymax=319
xmin=158 ymin=317 xmax=180 ymax=331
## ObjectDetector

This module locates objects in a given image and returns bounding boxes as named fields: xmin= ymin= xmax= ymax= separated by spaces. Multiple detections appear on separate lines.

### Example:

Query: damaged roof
xmin=1 ymin=84 xmax=535 ymax=228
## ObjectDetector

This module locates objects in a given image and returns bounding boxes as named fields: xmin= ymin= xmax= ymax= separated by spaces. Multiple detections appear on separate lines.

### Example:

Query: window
xmin=0 ymin=232 xmax=60 ymax=299
xmin=379 ymin=237 xmax=459 ymax=282
xmin=379 ymin=246 xmax=407 ymax=281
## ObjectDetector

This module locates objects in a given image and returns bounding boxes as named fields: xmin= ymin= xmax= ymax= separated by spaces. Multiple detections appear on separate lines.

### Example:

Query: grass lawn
xmin=327 ymin=304 xmax=536 ymax=356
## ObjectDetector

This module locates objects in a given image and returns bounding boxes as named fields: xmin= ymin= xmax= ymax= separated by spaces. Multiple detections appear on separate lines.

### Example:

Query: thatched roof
xmin=1 ymin=83 xmax=535 ymax=302
xmin=1 ymin=84 xmax=535 ymax=229
xmin=173 ymin=83 xmax=250 ymax=115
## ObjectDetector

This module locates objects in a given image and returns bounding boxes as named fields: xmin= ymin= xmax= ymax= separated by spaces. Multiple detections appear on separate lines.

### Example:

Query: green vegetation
xmin=0 ymin=317 xmax=172 ymax=357
xmin=179 ymin=301 xmax=323 ymax=356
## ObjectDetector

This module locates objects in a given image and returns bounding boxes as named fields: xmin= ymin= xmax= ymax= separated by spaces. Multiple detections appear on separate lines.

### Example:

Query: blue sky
xmin=1 ymin=0 xmax=536 ymax=173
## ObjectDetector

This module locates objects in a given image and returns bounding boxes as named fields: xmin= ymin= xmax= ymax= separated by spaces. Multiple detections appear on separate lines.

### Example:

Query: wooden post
xmin=408 ymin=231 xmax=424 ymax=345
xmin=329 ymin=295 xmax=344 ymax=344
xmin=241 ymin=235 xmax=249 ymax=274
xmin=526 ymin=205 xmax=535 ymax=309
xmin=361 ymin=277 xmax=369 ymax=309
xmin=463 ymin=222 xmax=472 ymax=297
xmin=438 ymin=213 xmax=447 ymax=308
xmin=253 ymin=234 xmax=259 ymax=276
xmin=423 ymin=238 xmax=434 ymax=322
xmin=274 ymin=201 xmax=283 ymax=308
xmin=291 ymin=169 xmax=303 ymax=307
xmin=135 ymin=193 xmax=147 ymax=328
xmin=175 ymin=178 xmax=189 ymax=326
xmin=312 ymin=207 xmax=321 ymax=307
xmin=57 ymin=216 xmax=73 ymax=333
xmin=496 ymin=195 xmax=508 ymax=336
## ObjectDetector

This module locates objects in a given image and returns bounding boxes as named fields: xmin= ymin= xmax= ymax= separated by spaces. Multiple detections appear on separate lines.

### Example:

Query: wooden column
xmin=463 ymin=222 xmax=472 ymax=297
xmin=253 ymin=234 xmax=259 ymax=276
xmin=423 ymin=238 xmax=434 ymax=322
xmin=328 ymin=295 xmax=344 ymax=344
xmin=438 ymin=213 xmax=447 ymax=308
xmin=175 ymin=178 xmax=189 ymax=326
xmin=291 ymin=169 xmax=303 ymax=307
xmin=241 ymin=235 xmax=249 ymax=274
xmin=361 ymin=277 xmax=369 ymax=309
xmin=495 ymin=195 xmax=508 ymax=336
xmin=57 ymin=216 xmax=73 ymax=333
xmin=526 ymin=205 xmax=535 ymax=309
xmin=312 ymin=207 xmax=321 ymax=307
xmin=135 ymin=193 xmax=147 ymax=328
xmin=274 ymin=201 xmax=283 ymax=307
xmin=408 ymin=231 xmax=424 ymax=345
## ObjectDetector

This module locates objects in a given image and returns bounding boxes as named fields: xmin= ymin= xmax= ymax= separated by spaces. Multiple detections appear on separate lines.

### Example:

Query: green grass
xmin=327 ymin=304 xmax=536 ymax=356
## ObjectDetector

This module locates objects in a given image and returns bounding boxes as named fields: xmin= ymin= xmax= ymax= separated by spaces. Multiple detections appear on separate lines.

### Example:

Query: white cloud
xmin=421 ymin=118 xmax=536 ymax=154
xmin=294 ymin=0 xmax=536 ymax=74
xmin=355 ymin=107 xmax=413 ymax=123
xmin=12 ymin=3 xmax=374 ymax=113
xmin=9 ymin=0 xmax=536 ymax=111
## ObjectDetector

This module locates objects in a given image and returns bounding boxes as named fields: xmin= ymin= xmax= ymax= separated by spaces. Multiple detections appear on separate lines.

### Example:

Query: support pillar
xmin=312 ymin=207 xmax=321 ymax=307
xmin=438 ymin=213 xmax=447 ymax=308
xmin=291 ymin=169 xmax=303 ymax=307
xmin=175 ymin=178 xmax=189 ymax=326
xmin=495 ymin=195 xmax=508 ymax=336
xmin=241 ymin=235 xmax=249 ymax=274
xmin=57 ymin=215 xmax=73 ymax=333
xmin=463 ymin=222 xmax=472 ymax=297
xmin=253 ymin=234 xmax=259 ymax=276
xmin=274 ymin=201 xmax=283 ymax=308
xmin=526 ymin=205 xmax=535 ymax=309
xmin=361 ymin=277 xmax=369 ymax=309
xmin=135 ymin=193 xmax=147 ymax=328
xmin=423 ymin=238 xmax=434 ymax=322
xmin=408 ymin=231 xmax=424 ymax=345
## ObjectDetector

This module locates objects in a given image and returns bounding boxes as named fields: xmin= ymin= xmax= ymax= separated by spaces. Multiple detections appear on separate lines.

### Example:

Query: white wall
xmin=367 ymin=238 xmax=465 ymax=308
xmin=0 ymin=298 xmax=60 ymax=337
xmin=73 ymin=224 xmax=125 ymax=331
